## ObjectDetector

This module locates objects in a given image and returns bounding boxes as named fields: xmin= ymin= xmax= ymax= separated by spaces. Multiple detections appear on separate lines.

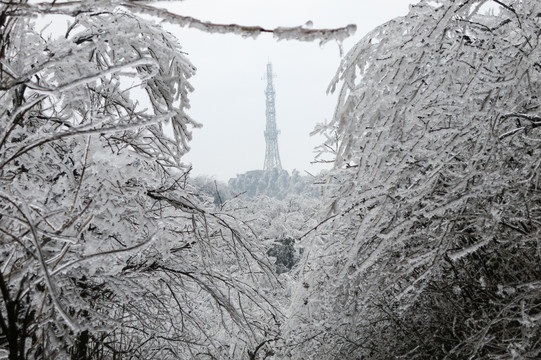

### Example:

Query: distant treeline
xmin=193 ymin=168 xmax=318 ymax=205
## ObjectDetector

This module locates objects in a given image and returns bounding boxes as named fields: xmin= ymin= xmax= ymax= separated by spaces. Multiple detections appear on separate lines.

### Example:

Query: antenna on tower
xmin=263 ymin=62 xmax=282 ymax=171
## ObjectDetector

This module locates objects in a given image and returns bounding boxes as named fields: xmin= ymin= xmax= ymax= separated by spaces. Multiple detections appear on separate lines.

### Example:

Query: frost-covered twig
xmin=498 ymin=113 xmax=541 ymax=139
xmin=51 ymin=234 xmax=157 ymax=276
xmin=0 ymin=113 xmax=170 ymax=169
xmin=29 ymin=57 xmax=159 ymax=96
xmin=13 ymin=1 xmax=356 ymax=44
xmin=122 ymin=2 xmax=357 ymax=44
xmin=0 ymin=191 xmax=80 ymax=332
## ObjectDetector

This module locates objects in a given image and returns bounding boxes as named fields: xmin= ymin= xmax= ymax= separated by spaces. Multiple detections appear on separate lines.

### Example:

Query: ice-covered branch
xmin=0 ymin=113 xmax=169 ymax=169
xmin=122 ymin=2 xmax=357 ymax=44
xmin=15 ymin=1 xmax=356 ymax=44
xmin=29 ymin=57 xmax=159 ymax=96
xmin=498 ymin=113 xmax=541 ymax=139
xmin=0 ymin=192 xmax=80 ymax=333
xmin=51 ymin=234 xmax=157 ymax=276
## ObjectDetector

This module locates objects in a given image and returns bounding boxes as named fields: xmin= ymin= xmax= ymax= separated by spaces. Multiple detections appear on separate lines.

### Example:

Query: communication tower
xmin=263 ymin=62 xmax=282 ymax=170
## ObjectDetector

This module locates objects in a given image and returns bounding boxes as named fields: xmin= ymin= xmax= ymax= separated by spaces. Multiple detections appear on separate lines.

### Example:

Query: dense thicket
xmin=7 ymin=0 xmax=541 ymax=359
xmin=287 ymin=1 xmax=541 ymax=359
xmin=193 ymin=174 xmax=320 ymax=274
xmin=0 ymin=3 xmax=283 ymax=359
xmin=0 ymin=1 xmax=355 ymax=358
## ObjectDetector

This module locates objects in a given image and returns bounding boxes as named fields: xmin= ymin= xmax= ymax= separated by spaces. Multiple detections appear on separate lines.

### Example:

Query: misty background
xmin=161 ymin=1 xmax=415 ymax=180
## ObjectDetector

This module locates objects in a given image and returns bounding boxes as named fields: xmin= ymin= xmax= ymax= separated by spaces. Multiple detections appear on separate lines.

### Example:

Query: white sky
xmin=159 ymin=1 xmax=417 ymax=181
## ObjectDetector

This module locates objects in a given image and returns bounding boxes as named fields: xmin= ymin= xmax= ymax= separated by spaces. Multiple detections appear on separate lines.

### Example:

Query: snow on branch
xmin=0 ymin=191 xmax=80 ymax=332
xmin=0 ymin=113 xmax=168 ymax=169
xmin=16 ymin=1 xmax=356 ymax=45
xmin=122 ymin=2 xmax=357 ymax=44
xmin=498 ymin=113 xmax=541 ymax=140
xmin=29 ymin=57 xmax=159 ymax=96
xmin=51 ymin=234 xmax=157 ymax=276
xmin=446 ymin=238 xmax=490 ymax=262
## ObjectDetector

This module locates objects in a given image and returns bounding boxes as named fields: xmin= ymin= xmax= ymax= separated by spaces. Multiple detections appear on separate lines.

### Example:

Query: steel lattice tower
xmin=263 ymin=62 xmax=282 ymax=170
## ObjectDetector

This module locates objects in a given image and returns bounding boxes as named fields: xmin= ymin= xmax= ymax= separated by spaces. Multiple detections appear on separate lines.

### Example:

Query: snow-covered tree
xmin=287 ymin=1 xmax=541 ymax=359
xmin=0 ymin=2 xmax=354 ymax=359
xmin=218 ymin=188 xmax=323 ymax=357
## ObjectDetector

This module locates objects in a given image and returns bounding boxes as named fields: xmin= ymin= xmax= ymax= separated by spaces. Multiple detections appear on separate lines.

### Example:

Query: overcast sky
xmin=160 ymin=1 xmax=417 ymax=181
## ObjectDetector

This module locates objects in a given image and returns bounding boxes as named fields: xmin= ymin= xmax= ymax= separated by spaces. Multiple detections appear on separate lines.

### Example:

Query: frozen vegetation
xmin=1 ymin=1 xmax=541 ymax=359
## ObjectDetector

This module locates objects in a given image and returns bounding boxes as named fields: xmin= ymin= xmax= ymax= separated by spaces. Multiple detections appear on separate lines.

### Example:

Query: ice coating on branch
xmin=292 ymin=1 xmax=541 ymax=358
xmin=20 ymin=2 xmax=357 ymax=43
xmin=447 ymin=239 xmax=490 ymax=261
xmin=0 ymin=5 xmax=282 ymax=358
xmin=273 ymin=23 xmax=357 ymax=45
xmin=46 ymin=1 xmax=358 ymax=43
